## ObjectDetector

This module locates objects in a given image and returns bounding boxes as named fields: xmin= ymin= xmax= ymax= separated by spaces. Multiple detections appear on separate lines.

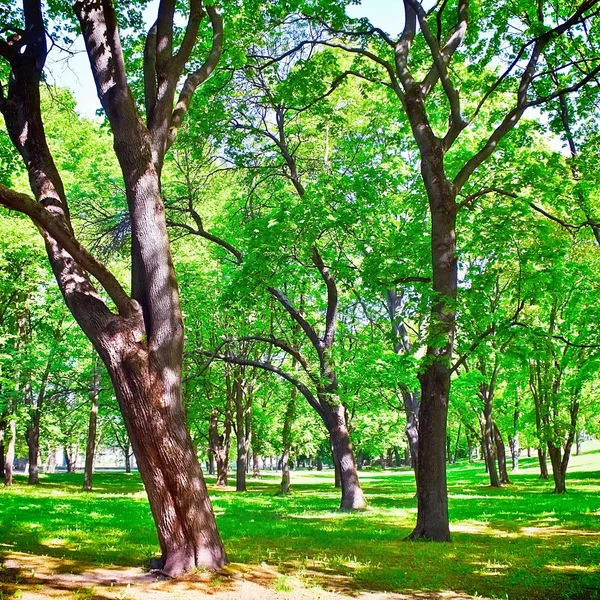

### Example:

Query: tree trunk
xmin=207 ymin=452 xmax=215 ymax=476
xmin=575 ymin=431 xmax=582 ymax=456
xmin=493 ymin=421 xmax=511 ymax=485
xmin=26 ymin=410 xmax=41 ymax=485
xmin=4 ymin=419 xmax=15 ymax=486
xmin=105 ymin=359 xmax=227 ymax=575
xmin=252 ymin=451 xmax=260 ymax=478
xmin=278 ymin=387 xmax=296 ymax=495
xmin=538 ymin=448 xmax=549 ymax=479
xmin=316 ymin=456 xmax=323 ymax=471
xmin=233 ymin=375 xmax=251 ymax=492
xmin=46 ymin=448 xmax=57 ymax=474
xmin=326 ymin=404 xmax=366 ymax=510
xmin=452 ymin=423 xmax=461 ymax=464
xmin=482 ymin=417 xmax=500 ymax=487
xmin=1 ymin=0 xmax=227 ymax=576
xmin=407 ymin=123 xmax=455 ymax=542
xmin=509 ymin=434 xmax=519 ymax=472
xmin=403 ymin=391 xmax=420 ymax=482
xmin=548 ymin=445 xmax=566 ymax=494
xmin=83 ymin=360 xmax=101 ymax=491
xmin=65 ymin=446 xmax=77 ymax=473
xmin=124 ymin=446 xmax=132 ymax=474
xmin=411 ymin=361 xmax=452 ymax=540
xmin=209 ymin=408 xmax=231 ymax=487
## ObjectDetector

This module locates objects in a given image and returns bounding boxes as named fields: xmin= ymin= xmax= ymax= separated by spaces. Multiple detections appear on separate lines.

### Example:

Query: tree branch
xmin=169 ymin=5 xmax=223 ymax=147
xmin=0 ymin=185 xmax=135 ymax=317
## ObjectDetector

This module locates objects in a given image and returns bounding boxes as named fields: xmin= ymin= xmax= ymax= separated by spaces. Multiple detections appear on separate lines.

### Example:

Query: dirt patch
xmin=0 ymin=552 xmax=486 ymax=600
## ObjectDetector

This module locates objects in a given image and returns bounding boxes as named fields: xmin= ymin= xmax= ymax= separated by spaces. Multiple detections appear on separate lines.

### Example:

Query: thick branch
xmin=206 ymin=352 xmax=325 ymax=420
xmin=268 ymin=287 xmax=322 ymax=352
xmin=311 ymin=247 xmax=337 ymax=349
xmin=0 ymin=185 xmax=134 ymax=316
xmin=169 ymin=6 xmax=223 ymax=147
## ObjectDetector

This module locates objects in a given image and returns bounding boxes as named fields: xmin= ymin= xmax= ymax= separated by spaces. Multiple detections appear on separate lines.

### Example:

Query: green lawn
xmin=1 ymin=447 xmax=599 ymax=600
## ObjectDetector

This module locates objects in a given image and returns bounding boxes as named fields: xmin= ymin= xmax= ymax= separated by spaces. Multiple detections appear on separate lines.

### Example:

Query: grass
xmin=1 ymin=445 xmax=599 ymax=600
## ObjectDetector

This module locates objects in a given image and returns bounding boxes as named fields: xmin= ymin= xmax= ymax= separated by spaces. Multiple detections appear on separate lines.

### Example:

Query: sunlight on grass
xmin=1 ymin=449 xmax=599 ymax=600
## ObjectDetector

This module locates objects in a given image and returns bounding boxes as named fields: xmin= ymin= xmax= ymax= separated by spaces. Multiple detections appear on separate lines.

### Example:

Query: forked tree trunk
xmin=0 ymin=0 xmax=226 ymax=577
xmin=83 ymin=360 xmax=101 ymax=491
xmin=106 ymin=356 xmax=226 ymax=574
xmin=325 ymin=403 xmax=366 ymax=510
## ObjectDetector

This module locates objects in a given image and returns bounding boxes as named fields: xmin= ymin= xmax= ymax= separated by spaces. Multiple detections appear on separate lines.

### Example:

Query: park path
xmin=1 ymin=552 xmax=484 ymax=600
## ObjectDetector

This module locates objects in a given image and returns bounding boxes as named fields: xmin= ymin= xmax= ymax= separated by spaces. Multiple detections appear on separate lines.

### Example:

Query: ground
xmin=1 ymin=445 xmax=599 ymax=600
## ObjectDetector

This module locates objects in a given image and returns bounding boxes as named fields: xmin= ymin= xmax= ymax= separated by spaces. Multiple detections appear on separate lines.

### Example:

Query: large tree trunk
xmin=325 ymin=403 xmax=366 ymax=510
xmin=83 ymin=359 xmax=101 ymax=491
xmin=106 ymin=356 xmax=227 ymax=575
xmin=0 ymin=0 xmax=226 ymax=577
xmin=411 ymin=361 xmax=451 ymax=540
xmin=4 ymin=419 xmax=15 ymax=486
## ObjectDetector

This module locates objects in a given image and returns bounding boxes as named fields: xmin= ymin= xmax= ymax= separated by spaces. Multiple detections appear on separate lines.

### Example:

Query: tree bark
xmin=83 ymin=359 xmax=101 ymax=491
xmin=325 ymin=403 xmax=367 ymax=510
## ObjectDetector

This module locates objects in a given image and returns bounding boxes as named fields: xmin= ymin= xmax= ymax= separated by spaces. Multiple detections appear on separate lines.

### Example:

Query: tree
xmin=0 ymin=0 xmax=226 ymax=575
xmin=295 ymin=0 xmax=600 ymax=540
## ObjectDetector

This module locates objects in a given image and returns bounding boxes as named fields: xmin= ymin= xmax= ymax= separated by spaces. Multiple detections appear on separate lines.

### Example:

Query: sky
xmin=47 ymin=0 xmax=404 ymax=118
